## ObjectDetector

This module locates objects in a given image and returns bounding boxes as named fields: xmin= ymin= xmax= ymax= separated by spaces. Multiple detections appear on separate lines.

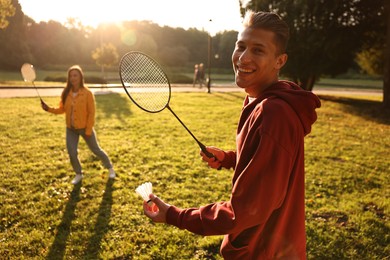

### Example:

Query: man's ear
xmin=275 ymin=53 xmax=288 ymax=70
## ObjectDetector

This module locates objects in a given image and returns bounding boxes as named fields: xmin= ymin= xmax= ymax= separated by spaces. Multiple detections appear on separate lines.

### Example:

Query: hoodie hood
xmin=250 ymin=80 xmax=321 ymax=135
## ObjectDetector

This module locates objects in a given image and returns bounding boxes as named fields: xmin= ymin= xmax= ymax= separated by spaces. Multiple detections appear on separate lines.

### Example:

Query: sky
xmin=18 ymin=0 xmax=245 ymax=35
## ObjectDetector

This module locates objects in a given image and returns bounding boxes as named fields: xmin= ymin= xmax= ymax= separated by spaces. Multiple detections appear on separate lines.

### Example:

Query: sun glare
xmin=19 ymin=0 xmax=242 ymax=33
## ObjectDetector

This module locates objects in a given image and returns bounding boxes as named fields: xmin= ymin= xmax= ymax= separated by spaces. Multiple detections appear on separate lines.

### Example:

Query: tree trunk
xmin=384 ymin=0 xmax=390 ymax=109
xmin=299 ymin=76 xmax=316 ymax=91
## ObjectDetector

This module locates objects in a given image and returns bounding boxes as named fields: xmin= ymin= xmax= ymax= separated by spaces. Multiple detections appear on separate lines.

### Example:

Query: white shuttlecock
xmin=135 ymin=182 xmax=153 ymax=204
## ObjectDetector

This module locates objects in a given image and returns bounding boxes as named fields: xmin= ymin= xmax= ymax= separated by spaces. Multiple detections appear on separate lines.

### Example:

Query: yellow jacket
xmin=48 ymin=87 xmax=95 ymax=135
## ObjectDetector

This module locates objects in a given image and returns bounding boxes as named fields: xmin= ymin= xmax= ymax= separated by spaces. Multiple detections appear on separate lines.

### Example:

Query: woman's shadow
xmin=46 ymin=183 xmax=82 ymax=259
xmin=46 ymin=178 xmax=114 ymax=259
xmin=84 ymin=178 xmax=114 ymax=258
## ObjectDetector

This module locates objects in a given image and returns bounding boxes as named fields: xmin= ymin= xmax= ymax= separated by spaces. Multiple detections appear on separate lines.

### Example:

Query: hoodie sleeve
xmin=165 ymin=96 xmax=302 ymax=236
xmin=221 ymin=150 xmax=236 ymax=169
xmin=166 ymin=130 xmax=295 ymax=236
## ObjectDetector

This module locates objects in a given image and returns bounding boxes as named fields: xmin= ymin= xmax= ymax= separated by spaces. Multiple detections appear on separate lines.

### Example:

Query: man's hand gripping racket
xmin=119 ymin=51 xmax=220 ymax=164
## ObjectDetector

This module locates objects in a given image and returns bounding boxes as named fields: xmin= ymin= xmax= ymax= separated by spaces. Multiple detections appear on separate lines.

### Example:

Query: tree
xmin=0 ymin=0 xmax=15 ymax=29
xmin=384 ymin=0 xmax=390 ymax=109
xmin=213 ymin=30 xmax=238 ymax=69
xmin=159 ymin=46 xmax=190 ymax=66
xmin=0 ymin=8 xmax=248 ymax=75
xmin=0 ymin=0 xmax=29 ymax=69
xmin=91 ymin=43 xmax=119 ymax=79
xmin=356 ymin=42 xmax=384 ymax=76
xmin=241 ymin=0 xmax=385 ymax=91
xmin=26 ymin=20 xmax=91 ymax=66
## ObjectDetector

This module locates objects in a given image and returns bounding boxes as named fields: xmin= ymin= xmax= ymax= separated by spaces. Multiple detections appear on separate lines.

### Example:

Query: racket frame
xmin=119 ymin=51 xmax=171 ymax=113
xmin=119 ymin=51 xmax=215 ymax=159
xmin=21 ymin=63 xmax=44 ymax=104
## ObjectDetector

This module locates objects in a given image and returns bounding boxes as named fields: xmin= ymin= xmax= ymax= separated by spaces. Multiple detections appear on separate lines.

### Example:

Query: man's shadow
xmin=46 ymin=183 xmax=82 ymax=259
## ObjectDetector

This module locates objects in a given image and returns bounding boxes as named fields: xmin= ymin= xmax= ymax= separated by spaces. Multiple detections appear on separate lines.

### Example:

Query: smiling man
xmin=142 ymin=11 xmax=321 ymax=259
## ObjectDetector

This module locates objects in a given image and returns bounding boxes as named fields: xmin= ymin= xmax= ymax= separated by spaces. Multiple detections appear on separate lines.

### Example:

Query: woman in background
xmin=42 ymin=65 xmax=115 ymax=184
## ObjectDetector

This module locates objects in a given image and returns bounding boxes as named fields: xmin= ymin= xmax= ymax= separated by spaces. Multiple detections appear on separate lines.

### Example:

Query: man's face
xmin=232 ymin=27 xmax=286 ymax=97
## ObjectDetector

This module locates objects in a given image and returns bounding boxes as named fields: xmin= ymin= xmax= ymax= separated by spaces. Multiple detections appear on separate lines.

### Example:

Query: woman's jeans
xmin=66 ymin=127 xmax=112 ymax=174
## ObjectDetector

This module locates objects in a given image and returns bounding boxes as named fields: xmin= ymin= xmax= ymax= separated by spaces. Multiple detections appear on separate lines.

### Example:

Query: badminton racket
xmin=119 ymin=51 xmax=216 ymax=159
xmin=21 ymin=63 xmax=44 ymax=105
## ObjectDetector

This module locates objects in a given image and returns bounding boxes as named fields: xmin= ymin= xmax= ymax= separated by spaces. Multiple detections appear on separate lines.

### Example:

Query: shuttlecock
xmin=135 ymin=182 xmax=153 ymax=204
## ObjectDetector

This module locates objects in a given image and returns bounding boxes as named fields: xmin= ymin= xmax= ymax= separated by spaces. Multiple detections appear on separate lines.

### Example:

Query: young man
xmin=142 ymin=11 xmax=321 ymax=259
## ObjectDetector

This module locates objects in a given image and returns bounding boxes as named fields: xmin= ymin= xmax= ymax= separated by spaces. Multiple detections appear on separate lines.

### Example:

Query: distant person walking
xmin=192 ymin=64 xmax=199 ymax=87
xmin=41 ymin=65 xmax=115 ymax=185
xmin=193 ymin=63 xmax=205 ymax=88
xmin=198 ymin=63 xmax=205 ymax=88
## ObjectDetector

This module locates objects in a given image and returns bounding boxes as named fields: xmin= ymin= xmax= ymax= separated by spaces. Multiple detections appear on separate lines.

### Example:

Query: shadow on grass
xmin=84 ymin=178 xmax=114 ymax=259
xmin=46 ymin=182 xmax=81 ymax=260
xmin=212 ymin=92 xmax=245 ymax=103
xmin=95 ymin=93 xmax=132 ymax=124
xmin=318 ymin=95 xmax=390 ymax=125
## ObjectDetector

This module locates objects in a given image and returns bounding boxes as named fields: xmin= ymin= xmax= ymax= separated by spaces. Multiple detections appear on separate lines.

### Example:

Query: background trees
xmin=241 ymin=0 xmax=385 ymax=89
xmin=0 ymin=0 xmax=15 ymax=29
xmin=92 ymin=43 xmax=119 ymax=79
xmin=384 ymin=0 xmax=390 ymax=108
xmin=0 ymin=3 xmax=218 ymax=71
xmin=0 ymin=0 xmax=29 ymax=69
xmin=0 ymin=0 xmax=388 ymax=107
xmin=240 ymin=0 xmax=388 ymax=108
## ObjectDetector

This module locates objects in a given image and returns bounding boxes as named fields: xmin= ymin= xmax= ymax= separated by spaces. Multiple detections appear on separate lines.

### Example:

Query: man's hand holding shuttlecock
xmin=135 ymin=182 xmax=171 ymax=223
xmin=143 ymin=193 xmax=171 ymax=223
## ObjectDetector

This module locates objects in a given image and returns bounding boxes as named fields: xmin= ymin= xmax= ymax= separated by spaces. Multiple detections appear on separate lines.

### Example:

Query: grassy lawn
xmin=0 ymin=92 xmax=388 ymax=259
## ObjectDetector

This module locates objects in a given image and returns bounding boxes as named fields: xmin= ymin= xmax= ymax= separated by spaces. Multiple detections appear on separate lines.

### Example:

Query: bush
xmin=44 ymin=76 xmax=107 ymax=84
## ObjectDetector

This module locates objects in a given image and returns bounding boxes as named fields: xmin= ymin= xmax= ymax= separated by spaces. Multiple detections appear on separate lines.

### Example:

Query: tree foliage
xmin=0 ymin=7 xmax=233 ymax=72
xmin=1 ymin=0 xmax=387 ymax=105
xmin=241 ymin=0 xmax=386 ymax=91
xmin=0 ymin=0 xmax=15 ymax=29
xmin=91 ymin=43 xmax=119 ymax=69
xmin=356 ymin=43 xmax=384 ymax=76
xmin=384 ymin=0 xmax=390 ymax=109
xmin=0 ymin=0 xmax=29 ymax=70
xmin=213 ymin=30 xmax=238 ymax=70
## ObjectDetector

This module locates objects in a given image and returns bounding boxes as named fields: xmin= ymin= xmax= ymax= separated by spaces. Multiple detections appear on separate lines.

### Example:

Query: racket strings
xmin=21 ymin=63 xmax=36 ymax=82
xmin=120 ymin=53 xmax=170 ymax=112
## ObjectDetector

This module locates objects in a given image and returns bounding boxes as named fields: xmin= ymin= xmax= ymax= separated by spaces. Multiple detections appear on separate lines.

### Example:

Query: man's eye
xmin=254 ymin=48 xmax=263 ymax=54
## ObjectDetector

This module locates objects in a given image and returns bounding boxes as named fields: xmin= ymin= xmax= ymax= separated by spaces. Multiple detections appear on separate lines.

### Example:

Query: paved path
xmin=0 ymin=83 xmax=382 ymax=98
xmin=0 ymin=84 xmax=242 ymax=98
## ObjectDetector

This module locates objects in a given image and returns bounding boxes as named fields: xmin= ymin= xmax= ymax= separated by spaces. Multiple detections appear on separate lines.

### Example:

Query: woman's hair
xmin=61 ymin=65 xmax=85 ymax=104
xmin=242 ymin=10 xmax=290 ymax=54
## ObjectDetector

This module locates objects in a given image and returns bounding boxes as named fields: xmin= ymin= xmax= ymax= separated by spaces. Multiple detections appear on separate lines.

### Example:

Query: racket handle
xmin=202 ymin=147 xmax=215 ymax=159
xmin=200 ymin=144 xmax=222 ymax=170
xmin=199 ymin=143 xmax=214 ymax=158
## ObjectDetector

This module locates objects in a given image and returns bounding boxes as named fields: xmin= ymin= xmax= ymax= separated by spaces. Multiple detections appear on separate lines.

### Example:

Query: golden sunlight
xmin=19 ymin=0 xmax=242 ymax=33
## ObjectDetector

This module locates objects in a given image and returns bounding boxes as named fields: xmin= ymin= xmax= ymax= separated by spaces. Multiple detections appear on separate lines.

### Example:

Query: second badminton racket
xmin=21 ymin=63 xmax=44 ymax=105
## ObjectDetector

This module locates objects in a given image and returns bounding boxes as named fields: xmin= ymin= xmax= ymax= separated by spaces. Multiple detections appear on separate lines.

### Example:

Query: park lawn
xmin=0 ymin=92 xmax=388 ymax=259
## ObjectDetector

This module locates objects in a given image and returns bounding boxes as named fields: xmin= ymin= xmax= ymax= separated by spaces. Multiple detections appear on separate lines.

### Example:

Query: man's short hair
xmin=242 ymin=10 xmax=290 ymax=54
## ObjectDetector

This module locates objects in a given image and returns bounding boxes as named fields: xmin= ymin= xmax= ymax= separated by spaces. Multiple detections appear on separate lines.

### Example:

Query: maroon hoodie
xmin=166 ymin=80 xmax=321 ymax=259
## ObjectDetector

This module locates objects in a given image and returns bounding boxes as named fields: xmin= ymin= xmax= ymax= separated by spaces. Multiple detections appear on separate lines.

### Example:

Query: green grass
xmin=0 ymin=92 xmax=388 ymax=259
